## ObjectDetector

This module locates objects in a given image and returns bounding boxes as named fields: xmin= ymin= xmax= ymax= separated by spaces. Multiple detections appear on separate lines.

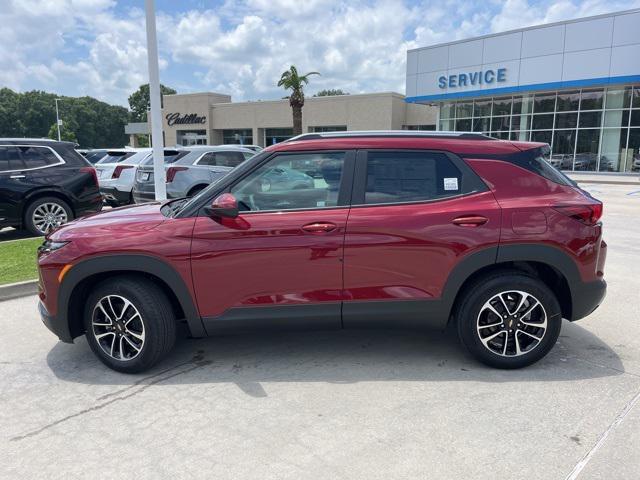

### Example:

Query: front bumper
xmin=39 ymin=300 xmax=73 ymax=343
xmin=570 ymin=278 xmax=607 ymax=321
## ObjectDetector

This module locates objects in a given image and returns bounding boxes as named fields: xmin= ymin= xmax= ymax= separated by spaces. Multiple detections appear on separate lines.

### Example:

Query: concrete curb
xmin=0 ymin=279 xmax=38 ymax=302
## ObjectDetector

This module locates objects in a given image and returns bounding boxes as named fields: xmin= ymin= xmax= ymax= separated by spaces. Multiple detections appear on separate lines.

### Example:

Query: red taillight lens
xmin=80 ymin=166 xmax=98 ymax=186
xmin=166 ymin=166 xmax=187 ymax=183
xmin=554 ymin=203 xmax=603 ymax=225
xmin=112 ymin=165 xmax=133 ymax=179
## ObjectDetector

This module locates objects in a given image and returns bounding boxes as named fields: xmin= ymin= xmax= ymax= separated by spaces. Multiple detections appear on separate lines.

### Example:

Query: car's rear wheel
xmin=456 ymin=271 xmax=562 ymax=369
xmin=84 ymin=276 xmax=176 ymax=373
xmin=24 ymin=196 xmax=73 ymax=236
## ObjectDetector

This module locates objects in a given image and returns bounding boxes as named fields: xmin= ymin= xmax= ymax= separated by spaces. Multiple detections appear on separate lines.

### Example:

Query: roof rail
xmin=284 ymin=130 xmax=493 ymax=142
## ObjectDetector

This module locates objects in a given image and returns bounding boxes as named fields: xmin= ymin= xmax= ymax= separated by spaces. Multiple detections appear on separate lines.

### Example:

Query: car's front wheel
xmin=456 ymin=271 xmax=562 ymax=369
xmin=84 ymin=276 xmax=176 ymax=373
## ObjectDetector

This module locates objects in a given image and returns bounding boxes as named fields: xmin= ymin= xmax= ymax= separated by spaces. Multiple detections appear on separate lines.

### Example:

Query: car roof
xmin=0 ymin=138 xmax=76 ymax=146
xmin=266 ymin=131 xmax=543 ymax=156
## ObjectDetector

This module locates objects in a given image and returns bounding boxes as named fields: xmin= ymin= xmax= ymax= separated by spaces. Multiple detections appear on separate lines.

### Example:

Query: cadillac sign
xmin=165 ymin=112 xmax=207 ymax=126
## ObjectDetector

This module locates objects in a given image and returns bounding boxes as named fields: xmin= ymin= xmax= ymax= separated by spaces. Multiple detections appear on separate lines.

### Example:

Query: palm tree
xmin=278 ymin=66 xmax=320 ymax=136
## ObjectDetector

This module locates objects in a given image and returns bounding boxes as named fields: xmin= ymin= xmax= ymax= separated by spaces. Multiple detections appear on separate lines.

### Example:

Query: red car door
xmin=191 ymin=150 xmax=355 ymax=332
xmin=342 ymin=149 xmax=501 ymax=328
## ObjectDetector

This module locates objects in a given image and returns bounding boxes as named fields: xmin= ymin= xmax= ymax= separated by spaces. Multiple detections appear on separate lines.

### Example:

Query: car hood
xmin=49 ymin=202 xmax=166 ymax=241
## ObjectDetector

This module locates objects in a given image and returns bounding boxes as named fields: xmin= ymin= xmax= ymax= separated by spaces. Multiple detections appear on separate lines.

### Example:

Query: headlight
xmin=38 ymin=240 xmax=69 ymax=254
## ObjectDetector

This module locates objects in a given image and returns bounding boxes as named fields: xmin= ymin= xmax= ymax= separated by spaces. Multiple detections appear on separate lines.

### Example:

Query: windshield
xmin=96 ymin=151 xmax=135 ymax=165
xmin=175 ymin=150 xmax=267 ymax=216
xmin=141 ymin=150 xmax=187 ymax=166
xmin=84 ymin=150 xmax=107 ymax=163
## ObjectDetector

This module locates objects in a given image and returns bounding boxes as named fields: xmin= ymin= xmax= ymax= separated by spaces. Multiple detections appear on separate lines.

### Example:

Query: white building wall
xmin=406 ymin=9 xmax=640 ymax=101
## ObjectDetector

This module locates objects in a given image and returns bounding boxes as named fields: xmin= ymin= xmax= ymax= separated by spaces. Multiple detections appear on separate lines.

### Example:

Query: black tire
xmin=455 ymin=270 xmax=562 ymax=369
xmin=84 ymin=276 xmax=176 ymax=373
xmin=24 ymin=196 xmax=73 ymax=236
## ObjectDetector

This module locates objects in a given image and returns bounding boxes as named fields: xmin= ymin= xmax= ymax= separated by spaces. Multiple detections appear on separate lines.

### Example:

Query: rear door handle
xmin=301 ymin=222 xmax=337 ymax=233
xmin=10 ymin=175 xmax=25 ymax=179
xmin=452 ymin=215 xmax=489 ymax=227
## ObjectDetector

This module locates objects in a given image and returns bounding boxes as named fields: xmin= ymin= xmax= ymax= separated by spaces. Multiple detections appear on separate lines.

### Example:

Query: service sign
xmin=438 ymin=68 xmax=507 ymax=89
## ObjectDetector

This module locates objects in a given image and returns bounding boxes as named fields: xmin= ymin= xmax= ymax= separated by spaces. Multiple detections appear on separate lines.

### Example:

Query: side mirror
xmin=205 ymin=193 xmax=239 ymax=219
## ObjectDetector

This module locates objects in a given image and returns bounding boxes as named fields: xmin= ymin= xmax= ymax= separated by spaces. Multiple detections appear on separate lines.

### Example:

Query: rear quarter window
xmin=509 ymin=146 xmax=575 ymax=186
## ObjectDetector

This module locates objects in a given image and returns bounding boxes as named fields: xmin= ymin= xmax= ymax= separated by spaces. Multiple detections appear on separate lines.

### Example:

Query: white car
xmin=96 ymin=149 xmax=151 ymax=206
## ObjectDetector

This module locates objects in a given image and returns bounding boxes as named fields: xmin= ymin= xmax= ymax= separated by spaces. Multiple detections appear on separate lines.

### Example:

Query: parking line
xmin=564 ymin=388 xmax=640 ymax=480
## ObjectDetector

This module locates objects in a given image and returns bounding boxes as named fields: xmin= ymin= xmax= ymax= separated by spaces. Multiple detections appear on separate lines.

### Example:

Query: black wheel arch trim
xmin=439 ymin=243 xmax=585 ymax=325
xmin=58 ymin=254 xmax=205 ymax=340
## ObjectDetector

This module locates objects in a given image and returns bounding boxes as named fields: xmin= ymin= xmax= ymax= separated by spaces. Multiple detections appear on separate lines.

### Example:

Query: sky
xmin=1 ymin=0 xmax=639 ymax=107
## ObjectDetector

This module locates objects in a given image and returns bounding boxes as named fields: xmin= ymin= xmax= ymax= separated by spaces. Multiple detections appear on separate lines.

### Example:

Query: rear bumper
xmin=39 ymin=300 xmax=73 ymax=343
xmin=570 ymin=278 xmax=607 ymax=321
xmin=100 ymin=186 xmax=131 ymax=206
xmin=132 ymin=188 xmax=156 ymax=204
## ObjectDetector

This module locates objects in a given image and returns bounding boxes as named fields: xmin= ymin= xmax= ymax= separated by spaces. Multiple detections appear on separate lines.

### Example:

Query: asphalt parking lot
xmin=1 ymin=183 xmax=639 ymax=479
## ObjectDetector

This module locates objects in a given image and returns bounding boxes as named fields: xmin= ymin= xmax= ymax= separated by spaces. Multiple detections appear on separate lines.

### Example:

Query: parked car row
xmin=0 ymin=139 xmax=264 ymax=236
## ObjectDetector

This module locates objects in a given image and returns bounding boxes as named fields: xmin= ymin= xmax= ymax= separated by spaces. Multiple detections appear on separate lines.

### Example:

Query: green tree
xmin=277 ymin=66 xmax=320 ymax=136
xmin=0 ymin=88 xmax=129 ymax=148
xmin=314 ymin=89 xmax=348 ymax=97
xmin=128 ymin=83 xmax=177 ymax=122
xmin=47 ymin=120 xmax=78 ymax=143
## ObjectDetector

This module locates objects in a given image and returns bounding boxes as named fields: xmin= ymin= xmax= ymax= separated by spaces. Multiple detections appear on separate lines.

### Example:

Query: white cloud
xmin=1 ymin=0 xmax=639 ymax=106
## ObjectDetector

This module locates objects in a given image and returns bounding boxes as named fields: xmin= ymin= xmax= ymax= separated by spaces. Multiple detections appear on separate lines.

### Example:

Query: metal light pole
xmin=54 ymin=98 xmax=62 ymax=141
xmin=144 ymin=0 xmax=166 ymax=201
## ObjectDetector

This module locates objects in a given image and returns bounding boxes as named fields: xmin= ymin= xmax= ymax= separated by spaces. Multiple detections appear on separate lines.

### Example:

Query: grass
xmin=0 ymin=237 xmax=43 ymax=286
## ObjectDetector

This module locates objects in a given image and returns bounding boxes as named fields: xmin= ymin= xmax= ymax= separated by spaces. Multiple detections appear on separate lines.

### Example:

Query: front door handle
xmin=452 ymin=215 xmax=489 ymax=227
xmin=301 ymin=222 xmax=337 ymax=233
xmin=10 ymin=175 xmax=25 ymax=179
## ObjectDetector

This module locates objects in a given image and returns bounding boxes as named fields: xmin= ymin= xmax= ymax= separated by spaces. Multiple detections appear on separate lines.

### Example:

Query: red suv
xmin=37 ymin=132 xmax=607 ymax=373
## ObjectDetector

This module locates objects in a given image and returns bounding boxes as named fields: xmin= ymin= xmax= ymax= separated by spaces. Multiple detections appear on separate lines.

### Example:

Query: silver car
xmin=132 ymin=146 xmax=255 ymax=203
xmin=98 ymin=148 xmax=187 ymax=206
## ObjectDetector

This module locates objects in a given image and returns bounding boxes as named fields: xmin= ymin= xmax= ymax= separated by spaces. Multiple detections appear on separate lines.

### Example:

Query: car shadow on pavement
xmin=45 ymin=319 xmax=625 ymax=395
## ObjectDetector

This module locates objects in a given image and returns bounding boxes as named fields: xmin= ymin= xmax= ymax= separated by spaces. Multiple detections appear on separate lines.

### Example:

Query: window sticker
xmin=443 ymin=177 xmax=459 ymax=191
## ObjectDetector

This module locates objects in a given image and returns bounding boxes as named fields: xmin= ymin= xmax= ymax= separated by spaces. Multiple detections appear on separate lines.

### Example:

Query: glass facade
xmin=438 ymin=85 xmax=640 ymax=172
xmin=264 ymin=128 xmax=294 ymax=145
xmin=222 ymin=129 xmax=253 ymax=145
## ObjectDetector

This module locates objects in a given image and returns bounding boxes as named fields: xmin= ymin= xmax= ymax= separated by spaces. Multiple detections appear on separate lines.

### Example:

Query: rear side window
xmin=509 ymin=146 xmax=575 ymax=186
xmin=363 ymin=151 xmax=465 ymax=205
xmin=198 ymin=151 xmax=245 ymax=167
xmin=18 ymin=146 xmax=61 ymax=168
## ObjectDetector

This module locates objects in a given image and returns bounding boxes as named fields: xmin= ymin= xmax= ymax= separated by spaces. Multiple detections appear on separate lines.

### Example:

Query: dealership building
xmin=405 ymin=9 xmax=640 ymax=173
xmin=127 ymin=91 xmax=437 ymax=148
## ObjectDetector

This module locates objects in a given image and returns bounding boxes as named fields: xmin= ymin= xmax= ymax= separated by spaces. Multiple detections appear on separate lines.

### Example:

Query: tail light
xmin=166 ymin=166 xmax=187 ymax=183
xmin=112 ymin=165 xmax=133 ymax=179
xmin=80 ymin=166 xmax=98 ymax=186
xmin=554 ymin=203 xmax=603 ymax=226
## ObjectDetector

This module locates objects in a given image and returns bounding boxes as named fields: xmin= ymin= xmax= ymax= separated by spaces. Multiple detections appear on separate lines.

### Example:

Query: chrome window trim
xmin=0 ymin=144 xmax=66 ymax=173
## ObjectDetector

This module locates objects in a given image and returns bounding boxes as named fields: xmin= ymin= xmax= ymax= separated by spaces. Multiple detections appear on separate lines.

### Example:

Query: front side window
xmin=231 ymin=152 xmax=345 ymax=212
xmin=364 ymin=151 xmax=463 ymax=205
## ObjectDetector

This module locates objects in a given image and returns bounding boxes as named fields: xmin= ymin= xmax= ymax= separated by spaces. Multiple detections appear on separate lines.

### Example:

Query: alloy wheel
xmin=32 ymin=202 xmax=68 ymax=234
xmin=476 ymin=290 xmax=547 ymax=357
xmin=92 ymin=295 xmax=145 ymax=361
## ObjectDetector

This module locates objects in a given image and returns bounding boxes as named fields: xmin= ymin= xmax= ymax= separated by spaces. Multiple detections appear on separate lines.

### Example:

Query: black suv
xmin=0 ymin=139 xmax=103 ymax=235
